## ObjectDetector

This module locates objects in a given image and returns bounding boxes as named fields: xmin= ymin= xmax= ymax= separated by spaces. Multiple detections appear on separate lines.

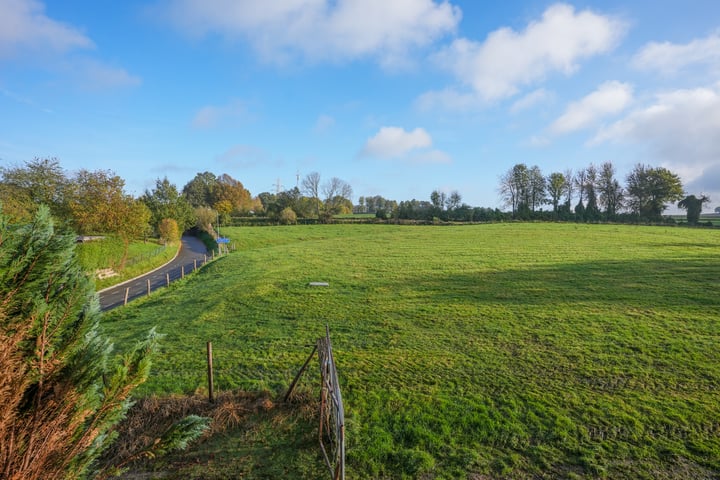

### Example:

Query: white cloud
xmin=550 ymin=81 xmax=632 ymax=134
xmin=192 ymin=100 xmax=252 ymax=129
xmin=633 ymin=32 xmax=720 ymax=74
xmin=362 ymin=126 xmax=432 ymax=158
xmin=430 ymin=3 xmax=625 ymax=102
xmin=0 ymin=0 xmax=94 ymax=58
xmin=0 ymin=0 xmax=141 ymax=89
xmin=75 ymin=60 xmax=142 ymax=89
xmin=592 ymin=85 xmax=720 ymax=187
xmin=510 ymin=88 xmax=553 ymax=113
xmin=163 ymin=0 xmax=461 ymax=67
xmin=415 ymin=88 xmax=483 ymax=112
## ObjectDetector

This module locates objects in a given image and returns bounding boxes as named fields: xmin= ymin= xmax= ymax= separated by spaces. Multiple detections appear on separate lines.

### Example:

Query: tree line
xmin=0 ymin=158 xmax=712 ymax=245
xmin=498 ymin=162 xmax=710 ymax=225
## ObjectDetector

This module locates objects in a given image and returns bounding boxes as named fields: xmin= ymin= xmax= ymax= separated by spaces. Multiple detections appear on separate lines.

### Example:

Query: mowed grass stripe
xmin=102 ymin=223 xmax=720 ymax=479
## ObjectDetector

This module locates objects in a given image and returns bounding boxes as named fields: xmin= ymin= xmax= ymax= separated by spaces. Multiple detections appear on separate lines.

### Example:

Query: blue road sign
xmin=217 ymin=237 xmax=230 ymax=244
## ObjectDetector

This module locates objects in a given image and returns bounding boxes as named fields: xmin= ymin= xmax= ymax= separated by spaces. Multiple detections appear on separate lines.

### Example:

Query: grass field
xmin=101 ymin=223 xmax=720 ymax=479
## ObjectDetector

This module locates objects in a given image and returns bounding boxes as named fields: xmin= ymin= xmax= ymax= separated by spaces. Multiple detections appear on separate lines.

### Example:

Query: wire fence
xmin=285 ymin=326 xmax=345 ymax=480
xmin=317 ymin=327 xmax=345 ymax=480
xmin=124 ymin=246 xmax=167 ymax=267
xmin=98 ymin=248 xmax=228 ymax=311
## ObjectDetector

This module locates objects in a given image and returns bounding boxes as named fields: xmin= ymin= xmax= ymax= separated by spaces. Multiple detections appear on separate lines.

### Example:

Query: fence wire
xmin=317 ymin=326 xmax=345 ymax=480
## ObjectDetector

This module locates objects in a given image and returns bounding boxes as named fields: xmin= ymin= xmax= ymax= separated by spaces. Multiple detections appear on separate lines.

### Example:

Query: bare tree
xmin=321 ymin=177 xmax=353 ymax=219
xmin=563 ymin=168 xmax=575 ymax=208
xmin=301 ymin=172 xmax=322 ymax=218
xmin=447 ymin=191 xmax=462 ymax=210
xmin=499 ymin=163 xmax=530 ymax=217
xmin=574 ymin=168 xmax=588 ymax=206
xmin=529 ymin=165 xmax=546 ymax=212
xmin=597 ymin=162 xmax=624 ymax=219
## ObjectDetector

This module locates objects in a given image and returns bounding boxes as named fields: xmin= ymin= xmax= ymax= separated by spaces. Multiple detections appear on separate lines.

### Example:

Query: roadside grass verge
xmin=77 ymin=237 xmax=179 ymax=290
xmin=101 ymin=223 xmax=720 ymax=479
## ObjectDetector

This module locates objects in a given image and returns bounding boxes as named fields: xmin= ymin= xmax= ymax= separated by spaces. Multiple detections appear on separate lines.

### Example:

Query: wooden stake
xmin=207 ymin=342 xmax=215 ymax=403
xmin=284 ymin=344 xmax=318 ymax=402
xmin=147 ymin=279 xmax=151 ymax=296
xmin=124 ymin=287 xmax=129 ymax=305
xmin=166 ymin=273 xmax=170 ymax=287
xmin=181 ymin=265 xmax=185 ymax=278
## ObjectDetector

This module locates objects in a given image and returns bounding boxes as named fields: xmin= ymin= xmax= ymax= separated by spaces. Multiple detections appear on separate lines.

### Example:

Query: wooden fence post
xmin=124 ymin=287 xmax=129 ymax=306
xmin=166 ymin=273 xmax=170 ymax=287
xmin=194 ymin=259 xmax=197 ymax=271
xmin=147 ymin=279 xmax=151 ymax=296
xmin=207 ymin=341 xmax=215 ymax=403
xmin=181 ymin=265 xmax=185 ymax=279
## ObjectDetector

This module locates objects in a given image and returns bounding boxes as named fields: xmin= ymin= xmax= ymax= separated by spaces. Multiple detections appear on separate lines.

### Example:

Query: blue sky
xmin=2 ymin=0 xmax=720 ymax=212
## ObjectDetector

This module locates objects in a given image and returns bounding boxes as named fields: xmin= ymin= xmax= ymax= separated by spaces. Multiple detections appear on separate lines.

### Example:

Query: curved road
xmin=98 ymin=235 xmax=210 ymax=311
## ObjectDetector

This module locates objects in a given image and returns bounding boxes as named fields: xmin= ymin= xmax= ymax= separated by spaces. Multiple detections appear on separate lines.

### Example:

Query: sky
xmin=1 ymin=0 xmax=720 ymax=213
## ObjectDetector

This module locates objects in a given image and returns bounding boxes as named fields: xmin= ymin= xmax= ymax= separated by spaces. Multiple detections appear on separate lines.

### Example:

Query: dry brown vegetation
xmin=99 ymin=389 xmax=316 ymax=478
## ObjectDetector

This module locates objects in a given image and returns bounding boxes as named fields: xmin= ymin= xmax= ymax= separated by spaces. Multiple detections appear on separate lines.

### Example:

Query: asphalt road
xmin=98 ymin=235 xmax=210 ymax=311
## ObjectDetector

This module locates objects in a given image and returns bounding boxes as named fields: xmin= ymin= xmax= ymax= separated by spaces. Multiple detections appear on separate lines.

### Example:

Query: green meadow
xmin=102 ymin=223 xmax=720 ymax=479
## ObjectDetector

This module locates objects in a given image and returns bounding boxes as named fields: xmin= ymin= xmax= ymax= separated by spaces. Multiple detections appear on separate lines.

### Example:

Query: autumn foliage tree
xmin=0 ymin=157 xmax=68 ymax=222
xmin=142 ymin=178 xmax=195 ymax=235
xmin=158 ymin=218 xmax=181 ymax=245
xmin=65 ymin=169 xmax=151 ymax=267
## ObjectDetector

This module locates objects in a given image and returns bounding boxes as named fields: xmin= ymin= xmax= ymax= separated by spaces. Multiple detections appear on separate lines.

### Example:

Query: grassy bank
xmin=77 ymin=237 xmax=179 ymax=290
xmin=102 ymin=223 xmax=720 ymax=479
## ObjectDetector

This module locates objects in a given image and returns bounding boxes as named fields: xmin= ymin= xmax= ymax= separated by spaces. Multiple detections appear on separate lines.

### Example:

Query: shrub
xmin=279 ymin=207 xmax=297 ymax=225
xmin=158 ymin=217 xmax=180 ymax=244
xmin=0 ymin=206 xmax=208 ymax=480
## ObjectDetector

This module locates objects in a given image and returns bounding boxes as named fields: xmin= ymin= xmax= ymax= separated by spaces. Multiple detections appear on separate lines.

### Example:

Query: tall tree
xmin=563 ymin=168 xmax=575 ymax=210
xmin=65 ymin=169 xmax=128 ymax=234
xmin=0 ymin=205 xmax=208 ymax=480
xmin=447 ymin=190 xmax=462 ymax=211
xmin=547 ymin=172 xmax=567 ymax=217
xmin=625 ymin=164 xmax=684 ymax=220
xmin=584 ymin=164 xmax=601 ymax=221
xmin=499 ymin=163 xmax=531 ymax=218
xmin=215 ymin=174 xmax=253 ymax=214
xmin=182 ymin=172 xmax=218 ymax=208
xmin=141 ymin=177 xmax=195 ymax=234
xmin=65 ymin=169 xmax=150 ymax=267
xmin=321 ymin=177 xmax=353 ymax=219
xmin=574 ymin=168 xmax=588 ymax=206
xmin=0 ymin=157 xmax=68 ymax=219
xmin=528 ymin=165 xmax=546 ymax=213
xmin=678 ymin=194 xmax=710 ymax=225
xmin=301 ymin=171 xmax=322 ymax=218
xmin=256 ymin=192 xmax=276 ymax=215
xmin=597 ymin=162 xmax=623 ymax=219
